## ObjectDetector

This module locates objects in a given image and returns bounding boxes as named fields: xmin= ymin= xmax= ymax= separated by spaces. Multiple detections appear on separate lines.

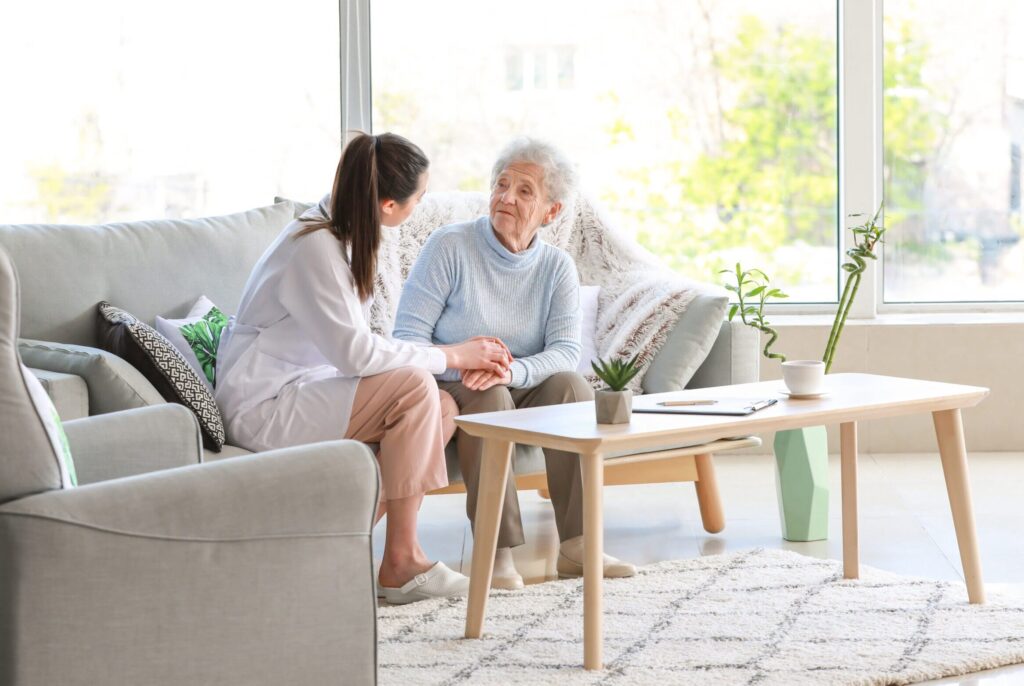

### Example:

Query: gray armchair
xmin=0 ymin=248 xmax=381 ymax=686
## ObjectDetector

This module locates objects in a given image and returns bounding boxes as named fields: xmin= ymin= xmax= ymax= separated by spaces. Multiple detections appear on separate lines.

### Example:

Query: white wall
xmin=748 ymin=317 xmax=1024 ymax=453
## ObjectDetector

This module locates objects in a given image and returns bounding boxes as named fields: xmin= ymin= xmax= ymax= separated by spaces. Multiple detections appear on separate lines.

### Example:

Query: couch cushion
xmin=203 ymin=444 xmax=253 ymax=462
xmin=98 ymin=302 xmax=225 ymax=452
xmin=19 ymin=339 xmax=164 ymax=414
xmin=29 ymin=368 xmax=89 ymax=420
xmin=642 ymin=289 xmax=730 ymax=393
xmin=0 ymin=201 xmax=296 ymax=347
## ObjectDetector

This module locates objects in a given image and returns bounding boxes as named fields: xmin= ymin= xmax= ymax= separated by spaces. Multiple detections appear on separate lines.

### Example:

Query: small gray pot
xmin=595 ymin=389 xmax=633 ymax=424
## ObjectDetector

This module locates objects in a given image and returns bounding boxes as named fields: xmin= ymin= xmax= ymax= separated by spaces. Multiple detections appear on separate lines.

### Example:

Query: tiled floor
xmin=374 ymin=452 xmax=1024 ymax=684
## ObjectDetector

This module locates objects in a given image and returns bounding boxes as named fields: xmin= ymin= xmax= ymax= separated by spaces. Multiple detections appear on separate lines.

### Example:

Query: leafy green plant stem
xmin=822 ymin=269 xmax=855 ymax=371
xmin=824 ymin=272 xmax=861 ymax=373
xmin=822 ymin=204 xmax=885 ymax=373
xmin=722 ymin=263 xmax=788 ymax=363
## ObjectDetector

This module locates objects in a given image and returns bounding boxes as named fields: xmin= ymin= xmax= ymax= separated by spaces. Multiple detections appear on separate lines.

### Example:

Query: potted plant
xmin=721 ymin=204 xmax=886 ymax=541
xmin=591 ymin=354 xmax=641 ymax=424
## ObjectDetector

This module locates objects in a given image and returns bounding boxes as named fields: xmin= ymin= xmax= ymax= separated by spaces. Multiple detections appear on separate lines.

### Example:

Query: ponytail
xmin=296 ymin=132 xmax=428 ymax=301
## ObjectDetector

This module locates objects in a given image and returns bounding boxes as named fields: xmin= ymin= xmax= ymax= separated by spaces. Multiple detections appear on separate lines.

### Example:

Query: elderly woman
xmin=393 ymin=137 xmax=636 ymax=589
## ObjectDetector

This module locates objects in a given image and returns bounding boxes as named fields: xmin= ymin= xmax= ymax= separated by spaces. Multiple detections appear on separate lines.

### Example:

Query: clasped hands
xmin=458 ymin=337 xmax=516 ymax=393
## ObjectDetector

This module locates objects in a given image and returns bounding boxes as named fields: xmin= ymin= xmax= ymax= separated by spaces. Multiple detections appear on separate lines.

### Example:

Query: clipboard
xmin=632 ymin=397 xmax=779 ymax=417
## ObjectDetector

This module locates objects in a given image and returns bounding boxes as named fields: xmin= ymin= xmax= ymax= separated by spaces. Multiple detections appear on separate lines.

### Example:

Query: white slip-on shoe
xmin=380 ymin=562 xmax=470 ymax=605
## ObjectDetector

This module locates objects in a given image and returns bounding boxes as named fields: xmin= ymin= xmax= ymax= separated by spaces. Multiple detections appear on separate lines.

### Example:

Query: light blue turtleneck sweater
xmin=392 ymin=216 xmax=581 ymax=388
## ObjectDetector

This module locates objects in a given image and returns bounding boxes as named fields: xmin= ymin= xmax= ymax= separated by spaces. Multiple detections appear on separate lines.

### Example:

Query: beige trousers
xmin=346 ymin=367 xmax=457 ymax=501
xmin=440 ymin=371 xmax=594 ymax=548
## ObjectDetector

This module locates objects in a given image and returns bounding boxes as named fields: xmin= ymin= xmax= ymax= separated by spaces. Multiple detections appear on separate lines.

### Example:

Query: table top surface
xmin=453 ymin=373 xmax=989 ymax=452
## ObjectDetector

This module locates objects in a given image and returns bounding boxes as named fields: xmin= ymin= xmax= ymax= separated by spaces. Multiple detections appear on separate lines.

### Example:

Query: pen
xmin=658 ymin=400 xmax=716 ymax=406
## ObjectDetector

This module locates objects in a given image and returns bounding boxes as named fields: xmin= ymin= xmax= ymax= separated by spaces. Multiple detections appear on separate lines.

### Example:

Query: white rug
xmin=378 ymin=548 xmax=1024 ymax=685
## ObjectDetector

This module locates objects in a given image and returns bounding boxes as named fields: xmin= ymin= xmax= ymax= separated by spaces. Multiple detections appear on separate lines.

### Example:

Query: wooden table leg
xmin=694 ymin=453 xmax=725 ymax=534
xmin=464 ymin=438 xmax=514 ymax=638
xmin=840 ymin=422 xmax=859 ymax=579
xmin=933 ymin=409 xmax=986 ymax=604
xmin=581 ymin=450 xmax=604 ymax=670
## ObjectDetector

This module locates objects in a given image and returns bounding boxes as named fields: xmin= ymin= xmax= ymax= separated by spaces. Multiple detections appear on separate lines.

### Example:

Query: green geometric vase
xmin=773 ymin=426 xmax=829 ymax=541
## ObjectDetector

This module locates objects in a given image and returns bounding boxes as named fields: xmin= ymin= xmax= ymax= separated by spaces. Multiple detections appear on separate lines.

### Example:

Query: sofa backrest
xmin=0 ymin=202 xmax=297 ymax=347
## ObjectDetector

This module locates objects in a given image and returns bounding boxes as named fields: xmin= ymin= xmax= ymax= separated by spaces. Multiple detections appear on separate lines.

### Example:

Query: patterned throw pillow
xmin=97 ymin=301 xmax=225 ymax=451
xmin=21 ymin=363 xmax=77 ymax=487
xmin=155 ymin=296 xmax=228 ymax=389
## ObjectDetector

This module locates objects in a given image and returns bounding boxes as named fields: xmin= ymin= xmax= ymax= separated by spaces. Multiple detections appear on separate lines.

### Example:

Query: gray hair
xmin=490 ymin=136 xmax=578 ymax=208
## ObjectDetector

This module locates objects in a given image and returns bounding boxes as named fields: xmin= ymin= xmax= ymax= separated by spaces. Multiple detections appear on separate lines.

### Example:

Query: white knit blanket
xmin=369 ymin=192 xmax=705 ymax=393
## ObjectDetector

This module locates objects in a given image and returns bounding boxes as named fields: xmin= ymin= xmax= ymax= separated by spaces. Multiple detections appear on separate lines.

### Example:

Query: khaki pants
xmin=440 ymin=371 xmax=594 ymax=548
xmin=346 ymin=367 xmax=458 ymax=501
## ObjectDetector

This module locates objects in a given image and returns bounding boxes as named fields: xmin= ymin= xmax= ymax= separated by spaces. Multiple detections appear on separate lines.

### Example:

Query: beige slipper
xmin=491 ymin=547 xmax=524 ymax=590
xmin=491 ymin=572 xmax=525 ymax=590
xmin=556 ymin=552 xmax=637 ymax=579
xmin=556 ymin=536 xmax=637 ymax=579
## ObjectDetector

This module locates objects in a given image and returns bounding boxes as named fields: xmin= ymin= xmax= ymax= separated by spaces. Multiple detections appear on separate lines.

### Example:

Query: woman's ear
xmin=542 ymin=201 xmax=562 ymax=225
xmin=380 ymin=198 xmax=398 ymax=218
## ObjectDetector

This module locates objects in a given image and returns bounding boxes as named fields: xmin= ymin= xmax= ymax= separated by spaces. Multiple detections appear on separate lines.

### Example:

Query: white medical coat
xmin=215 ymin=207 xmax=446 ymax=452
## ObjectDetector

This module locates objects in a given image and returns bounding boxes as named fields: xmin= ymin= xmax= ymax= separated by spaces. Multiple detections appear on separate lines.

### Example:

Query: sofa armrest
xmin=18 ymin=338 xmax=163 ymax=415
xmin=687 ymin=318 xmax=761 ymax=389
xmin=28 ymin=367 xmax=89 ymax=419
xmin=1 ymin=440 xmax=378 ymax=538
xmin=0 ymin=441 xmax=379 ymax=686
xmin=63 ymin=404 xmax=203 ymax=485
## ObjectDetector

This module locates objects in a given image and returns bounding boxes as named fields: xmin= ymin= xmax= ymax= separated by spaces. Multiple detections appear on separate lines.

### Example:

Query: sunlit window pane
xmin=371 ymin=1 xmax=838 ymax=301
xmin=0 ymin=2 xmax=340 ymax=224
xmin=883 ymin=1 xmax=1024 ymax=302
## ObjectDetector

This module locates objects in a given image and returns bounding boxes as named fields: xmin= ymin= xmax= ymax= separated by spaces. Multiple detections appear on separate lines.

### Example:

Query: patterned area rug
xmin=378 ymin=548 xmax=1024 ymax=685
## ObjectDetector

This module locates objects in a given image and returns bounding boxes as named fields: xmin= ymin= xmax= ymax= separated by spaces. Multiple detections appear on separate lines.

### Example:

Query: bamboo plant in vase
xmin=722 ymin=205 xmax=886 ymax=542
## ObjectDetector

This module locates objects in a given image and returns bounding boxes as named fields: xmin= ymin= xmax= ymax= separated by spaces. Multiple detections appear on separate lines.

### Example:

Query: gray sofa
xmin=0 ymin=246 xmax=379 ymax=686
xmin=0 ymin=198 xmax=759 ymax=469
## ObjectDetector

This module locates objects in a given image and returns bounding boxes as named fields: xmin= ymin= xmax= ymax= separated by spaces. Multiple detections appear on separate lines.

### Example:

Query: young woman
xmin=215 ymin=133 xmax=511 ymax=604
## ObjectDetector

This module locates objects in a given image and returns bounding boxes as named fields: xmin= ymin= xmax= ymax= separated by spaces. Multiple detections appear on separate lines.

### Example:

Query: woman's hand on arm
xmin=440 ymin=336 xmax=512 ymax=375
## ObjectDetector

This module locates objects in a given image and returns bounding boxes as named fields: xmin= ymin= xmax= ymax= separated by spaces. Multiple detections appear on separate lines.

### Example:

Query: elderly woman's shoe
xmin=556 ymin=536 xmax=637 ymax=579
xmin=491 ymin=547 xmax=525 ymax=590
xmin=380 ymin=562 xmax=469 ymax=605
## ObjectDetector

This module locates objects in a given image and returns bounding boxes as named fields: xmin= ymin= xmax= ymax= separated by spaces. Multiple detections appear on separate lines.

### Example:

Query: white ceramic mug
xmin=781 ymin=360 xmax=826 ymax=395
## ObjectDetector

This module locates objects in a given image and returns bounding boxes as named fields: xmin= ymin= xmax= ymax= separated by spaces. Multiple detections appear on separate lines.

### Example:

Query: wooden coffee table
xmin=454 ymin=373 xmax=989 ymax=670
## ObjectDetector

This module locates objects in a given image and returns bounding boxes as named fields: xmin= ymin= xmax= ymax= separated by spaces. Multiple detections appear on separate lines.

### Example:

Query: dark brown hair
xmin=297 ymin=132 xmax=428 ymax=301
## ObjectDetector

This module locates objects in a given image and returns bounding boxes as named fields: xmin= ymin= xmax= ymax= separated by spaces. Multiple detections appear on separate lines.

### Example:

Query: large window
xmin=883 ymin=1 xmax=1024 ymax=303
xmin=8 ymin=1 xmax=1022 ymax=309
xmin=0 ymin=2 xmax=340 ymax=224
xmin=371 ymin=0 xmax=839 ymax=302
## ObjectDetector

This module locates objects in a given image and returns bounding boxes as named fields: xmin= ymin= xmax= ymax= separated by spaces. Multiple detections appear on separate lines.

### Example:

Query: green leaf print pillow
xmin=155 ymin=296 xmax=229 ymax=390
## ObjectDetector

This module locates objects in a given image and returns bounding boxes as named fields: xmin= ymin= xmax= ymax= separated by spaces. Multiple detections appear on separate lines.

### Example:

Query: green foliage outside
xmin=31 ymin=163 xmax=115 ymax=224
xmin=604 ymin=16 xmax=939 ymax=292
